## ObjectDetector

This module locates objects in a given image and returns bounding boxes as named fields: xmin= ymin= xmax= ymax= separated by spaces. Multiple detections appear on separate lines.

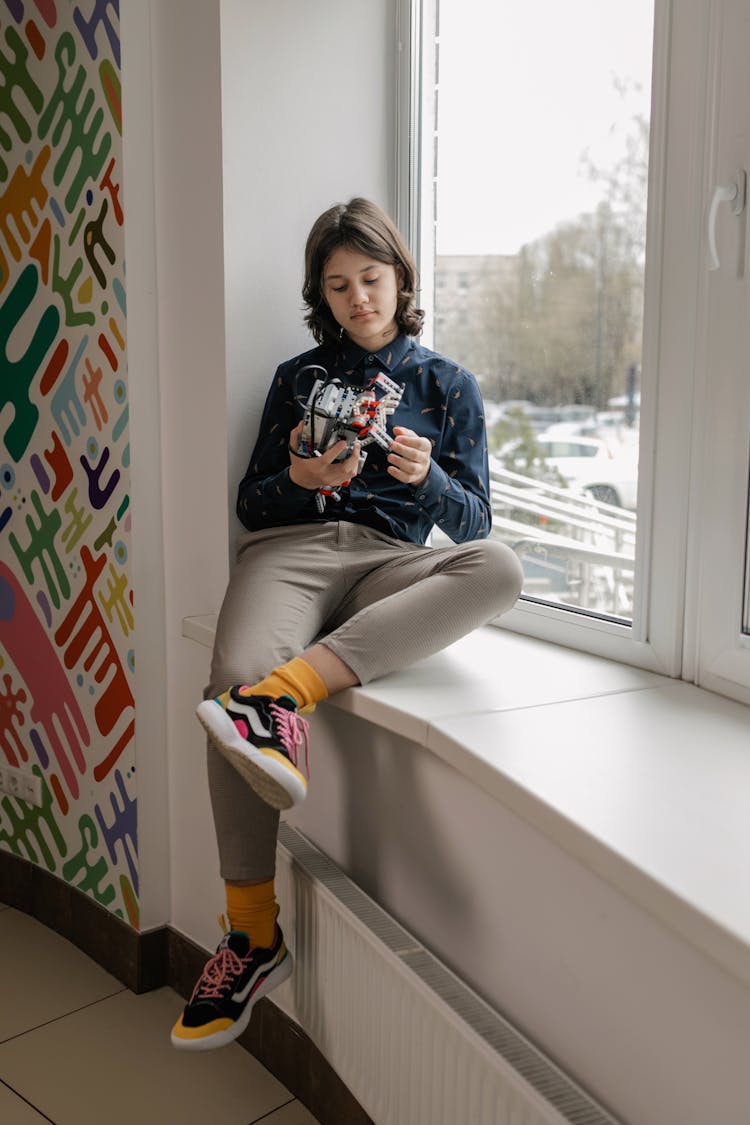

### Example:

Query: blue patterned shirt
xmin=236 ymin=333 xmax=491 ymax=545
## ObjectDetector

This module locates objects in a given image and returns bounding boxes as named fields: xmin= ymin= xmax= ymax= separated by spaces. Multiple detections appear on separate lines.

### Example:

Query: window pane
xmin=429 ymin=0 xmax=654 ymax=622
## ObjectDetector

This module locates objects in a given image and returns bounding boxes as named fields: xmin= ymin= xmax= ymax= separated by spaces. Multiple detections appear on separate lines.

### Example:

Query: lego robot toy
xmin=295 ymin=364 xmax=404 ymax=512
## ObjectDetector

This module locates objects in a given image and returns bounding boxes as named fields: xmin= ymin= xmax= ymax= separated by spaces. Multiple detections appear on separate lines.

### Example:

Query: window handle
xmin=708 ymin=170 xmax=746 ymax=270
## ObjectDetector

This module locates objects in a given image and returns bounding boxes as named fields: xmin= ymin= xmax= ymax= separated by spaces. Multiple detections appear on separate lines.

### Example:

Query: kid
xmin=171 ymin=198 xmax=523 ymax=1050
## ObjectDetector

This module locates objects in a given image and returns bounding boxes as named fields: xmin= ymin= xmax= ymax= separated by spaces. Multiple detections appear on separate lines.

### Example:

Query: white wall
xmin=142 ymin=0 xmax=229 ymax=942
xmin=120 ymin=0 xmax=173 ymax=931
xmin=147 ymin=0 xmax=397 ymax=949
xmin=221 ymin=0 xmax=397 ymax=540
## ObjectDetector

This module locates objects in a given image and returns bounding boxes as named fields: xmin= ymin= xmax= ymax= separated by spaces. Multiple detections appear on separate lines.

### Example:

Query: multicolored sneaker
xmin=196 ymin=689 xmax=310 ymax=810
xmin=171 ymin=923 xmax=292 ymax=1051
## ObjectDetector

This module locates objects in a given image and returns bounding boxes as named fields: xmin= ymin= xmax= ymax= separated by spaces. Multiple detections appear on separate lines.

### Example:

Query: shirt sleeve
xmin=412 ymin=371 xmax=493 ymax=543
xmin=236 ymin=366 xmax=319 ymax=530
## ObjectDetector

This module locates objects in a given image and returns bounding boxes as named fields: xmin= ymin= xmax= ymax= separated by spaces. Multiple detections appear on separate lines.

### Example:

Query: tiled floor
xmin=0 ymin=902 xmax=320 ymax=1125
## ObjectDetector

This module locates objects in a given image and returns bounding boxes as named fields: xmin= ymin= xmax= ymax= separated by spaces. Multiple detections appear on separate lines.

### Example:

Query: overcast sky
xmin=435 ymin=0 xmax=655 ymax=255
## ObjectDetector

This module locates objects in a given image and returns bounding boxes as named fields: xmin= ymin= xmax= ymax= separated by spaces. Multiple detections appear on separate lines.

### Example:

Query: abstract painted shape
xmin=95 ymin=768 xmax=137 ymax=894
xmin=9 ymin=488 xmax=69 ymax=609
xmin=43 ymin=429 xmax=74 ymax=500
xmin=98 ymin=58 xmax=121 ymax=135
xmin=37 ymin=31 xmax=112 ymax=212
xmin=0 ymin=25 xmax=44 ymax=182
xmin=81 ymin=356 xmax=107 ymax=429
xmin=120 ymin=873 xmax=139 ymax=928
xmin=39 ymin=336 xmax=69 ymax=395
xmin=83 ymin=196 xmax=115 ymax=286
xmin=60 ymin=485 xmax=93 ymax=553
xmin=0 ymin=672 xmax=28 ymax=767
xmin=61 ymin=812 xmax=115 ymax=906
xmin=28 ymin=215 xmax=52 ymax=284
xmin=1 ymin=0 xmax=135 ymax=925
xmin=49 ymin=771 xmax=69 ymax=815
xmin=79 ymin=444 xmax=120 ymax=508
xmin=0 ymin=264 xmax=59 ymax=460
xmin=54 ymin=544 xmax=134 ymax=742
xmin=51 ymin=234 xmax=95 ymax=327
xmin=30 ymin=452 xmax=51 ymax=492
xmin=25 ymin=21 xmax=47 ymax=62
xmin=93 ymin=513 xmax=116 ymax=551
xmin=50 ymin=334 xmax=88 ymax=442
xmin=0 ymin=146 xmax=51 ymax=294
xmin=74 ymin=0 xmax=121 ymax=69
xmin=98 ymin=330 xmax=117 ymax=370
xmin=33 ymin=2 xmax=58 ymax=30
xmin=0 ymin=562 xmax=90 ymax=798
xmin=99 ymin=155 xmax=122 ymax=223
xmin=99 ymin=559 xmax=132 ymax=637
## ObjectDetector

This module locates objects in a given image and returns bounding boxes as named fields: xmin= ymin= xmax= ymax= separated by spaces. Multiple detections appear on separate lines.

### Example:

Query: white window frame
xmin=397 ymin=0 xmax=750 ymax=696
xmin=681 ymin=0 xmax=750 ymax=707
xmin=395 ymin=0 xmax=436 ymax=332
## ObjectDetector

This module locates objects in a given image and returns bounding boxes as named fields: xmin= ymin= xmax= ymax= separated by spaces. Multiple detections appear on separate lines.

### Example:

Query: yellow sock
xmin=225 ymin=879 xmax=278 ymax=949
xmin=244 ymin=656 xmax=328 ymax=713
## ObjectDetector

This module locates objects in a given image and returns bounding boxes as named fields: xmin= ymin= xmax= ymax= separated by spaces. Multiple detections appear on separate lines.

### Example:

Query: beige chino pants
xmin=207 ymin=521 xmax=523 ymax=882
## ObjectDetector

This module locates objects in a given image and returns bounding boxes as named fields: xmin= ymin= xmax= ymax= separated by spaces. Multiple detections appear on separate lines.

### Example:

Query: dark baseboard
xmin=0 ymin=847 xmax=166 ymax=992
xmin=0 ymin=849 xmax=374 ymax=1125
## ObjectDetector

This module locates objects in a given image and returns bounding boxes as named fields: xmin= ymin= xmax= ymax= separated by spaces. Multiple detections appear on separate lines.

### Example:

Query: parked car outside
xmin=502 ymin=433 xmax=639 ymax=509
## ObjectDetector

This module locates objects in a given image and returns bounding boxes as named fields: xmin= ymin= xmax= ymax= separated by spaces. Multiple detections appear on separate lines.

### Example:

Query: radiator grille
xmin=276 ymin=823 xmax=622 ymax=1125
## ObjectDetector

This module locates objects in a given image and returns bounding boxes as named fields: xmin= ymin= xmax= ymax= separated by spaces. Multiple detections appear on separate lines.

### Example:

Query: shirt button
xmin=419 ymin=493 xmax=426 ymax=500
xmin=367 ymin=355 xmax=375 ymax=363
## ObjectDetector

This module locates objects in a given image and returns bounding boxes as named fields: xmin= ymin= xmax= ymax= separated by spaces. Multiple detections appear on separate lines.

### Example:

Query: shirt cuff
xmin=277 ymin=467 xmax=318 ymax=496
xmin=412 ymin=461 xmax=449 ymax=510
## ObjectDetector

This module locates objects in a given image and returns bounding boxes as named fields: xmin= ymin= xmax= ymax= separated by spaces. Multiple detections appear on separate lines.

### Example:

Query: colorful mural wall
xmin=0 ymin=1 xmax=137 ymax=926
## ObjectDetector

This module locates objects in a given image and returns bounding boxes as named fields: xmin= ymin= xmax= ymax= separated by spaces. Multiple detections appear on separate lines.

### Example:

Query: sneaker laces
xmin=270 ymin=702 xmax=311 ymax=776
xmin=191 ymin=942 xmax=248 ymax=1002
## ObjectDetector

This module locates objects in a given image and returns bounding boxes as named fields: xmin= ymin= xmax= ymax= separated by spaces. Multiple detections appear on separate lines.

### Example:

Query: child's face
xmin=322 ymin=247 xmax=402 ymax=351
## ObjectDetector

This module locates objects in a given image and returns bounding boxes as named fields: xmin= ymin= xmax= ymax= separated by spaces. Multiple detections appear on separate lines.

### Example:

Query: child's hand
xmin=288 ymin=422 xmax=361 ymax=491
xmin=387 ymin=426 xmax=432 ymax=487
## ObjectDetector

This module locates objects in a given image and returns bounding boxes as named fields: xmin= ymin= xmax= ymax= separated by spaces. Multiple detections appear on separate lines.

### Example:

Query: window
xmin=401 ymin=0 xmax=750 ymax=700
xmin=422 ymin=0 xmax=653 ymax=625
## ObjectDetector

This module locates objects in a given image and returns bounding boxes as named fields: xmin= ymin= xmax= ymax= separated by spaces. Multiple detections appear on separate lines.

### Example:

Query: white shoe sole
xmin=196 ymin=699 xmax=307 ymax=810
xmin=171 ymin=950 xmax=293 ymax=1051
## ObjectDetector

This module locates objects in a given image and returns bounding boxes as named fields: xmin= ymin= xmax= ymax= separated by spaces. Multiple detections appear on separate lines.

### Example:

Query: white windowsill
xmin=183 ymin=613 xmax=750 ymax=991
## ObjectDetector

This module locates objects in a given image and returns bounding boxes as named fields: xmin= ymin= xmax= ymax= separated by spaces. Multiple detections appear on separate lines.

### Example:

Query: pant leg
xmin=207 ymin=524 xmax=345 ymax=883
xmin=206 ymin=522 xmax=522 ymax=880
xmin=322 ymin=528 xmax=523 ymax=685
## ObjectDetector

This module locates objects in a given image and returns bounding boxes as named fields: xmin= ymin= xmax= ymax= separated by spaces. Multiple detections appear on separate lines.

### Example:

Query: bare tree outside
xmin=430 ymin=3 xmax=653 ymax=620
xmin=435 ymin=87 xmax=648 ymax=416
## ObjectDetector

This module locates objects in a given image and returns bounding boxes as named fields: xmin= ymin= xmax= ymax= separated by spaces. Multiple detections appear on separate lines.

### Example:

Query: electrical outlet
xmin=0 ymin=764 xmax=43 ymax=807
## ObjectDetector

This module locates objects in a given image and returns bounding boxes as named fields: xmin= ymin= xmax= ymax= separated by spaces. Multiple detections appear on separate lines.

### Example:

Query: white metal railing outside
xmin=487 ymin=460 xmax=636 ymax=619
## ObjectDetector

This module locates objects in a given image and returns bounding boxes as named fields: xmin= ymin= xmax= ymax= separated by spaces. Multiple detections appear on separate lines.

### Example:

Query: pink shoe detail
xmin=269 ymin=701 xmax=310 ymax=777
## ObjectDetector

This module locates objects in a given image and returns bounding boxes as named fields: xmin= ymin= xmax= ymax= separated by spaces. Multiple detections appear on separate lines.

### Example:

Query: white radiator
xmin=274 ymin=824 xmax=622 ymax=1125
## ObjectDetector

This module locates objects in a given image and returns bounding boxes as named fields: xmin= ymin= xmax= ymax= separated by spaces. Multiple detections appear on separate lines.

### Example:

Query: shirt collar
xmin=336 ymin=333 xmax=413 ymax=373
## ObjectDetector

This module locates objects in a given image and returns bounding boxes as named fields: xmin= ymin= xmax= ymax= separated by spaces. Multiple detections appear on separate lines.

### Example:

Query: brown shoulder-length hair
xmin=303 ymin=197 xmax=425 ymax=345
